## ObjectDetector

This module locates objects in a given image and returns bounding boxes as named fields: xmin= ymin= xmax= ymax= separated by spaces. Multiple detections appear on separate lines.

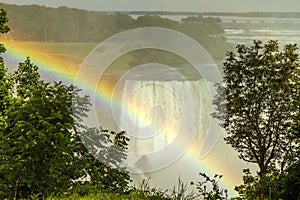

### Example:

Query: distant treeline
xmin=0 ymin=3 xmax=231 ymax=60
xmin=120 ymin=11 xmax=300 ymax=18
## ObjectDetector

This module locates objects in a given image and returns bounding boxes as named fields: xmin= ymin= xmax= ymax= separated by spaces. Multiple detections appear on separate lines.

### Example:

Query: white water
xmin=130 ymin=13 xmax=300 ymax=47
xmin=119 ymin=79 xmax=211 ymax=155
xmin=115 ymin=76 xmax=250 ymax=198
xmin=108 ymin=14 xmax=300 ymax=196
xmin=225 ymin=28 xmax=300 ymax=45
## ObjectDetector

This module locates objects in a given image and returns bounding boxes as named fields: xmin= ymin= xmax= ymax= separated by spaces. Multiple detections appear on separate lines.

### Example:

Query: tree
xmin=280 ymin=160 xmax=300 ymax=199
xmin=234 ymin=168 xmax=282 ymax=200
xmin=0 ymin=58 xmax=131 ymax=199
xmin=0 ymin=8 xmax=9 ymax=51
xmin=73 ymin=127 xmax=131 ymax=194
xmin=0 ymin=58 xmax=86 ymax=198
xmin=0 ymin=9 xmax=131 ymax=198
xmin=0 ymin=44 xmax=11 ymax=131
xmin=0 ymin=8 xmax=10 ymax=113
xmin=213 ymin=40 xmax=300 ymax=199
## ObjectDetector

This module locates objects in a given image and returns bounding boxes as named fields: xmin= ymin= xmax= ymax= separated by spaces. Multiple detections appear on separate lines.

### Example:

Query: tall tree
xmin=0 ymin=58 xmax=87 ymax=198
xmin=0 ymin=8 xmax=10 ymax=112
xmin=0 ymin=8 xmax=9 ymax=52
xmin=0 ymin=9 xmax=12 ymax=198
xmin=0 ymin=44 xmax=11 ymax=130
xmin=0 ymin=9 xmax=131 ymax=198
xmin=280 ymin=160 xmax=300 ymax=199
xmin=213 ymin=40 xmax=300 ymax=199
xmin=0 ymin=59 xmax=131 ymax=199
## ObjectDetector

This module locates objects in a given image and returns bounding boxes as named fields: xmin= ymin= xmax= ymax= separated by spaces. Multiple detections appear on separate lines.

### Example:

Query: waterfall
xmin=118 ymin=78 xmax=214 ymax=173
xmin=116 ymin=76 xmax=251 ymax=198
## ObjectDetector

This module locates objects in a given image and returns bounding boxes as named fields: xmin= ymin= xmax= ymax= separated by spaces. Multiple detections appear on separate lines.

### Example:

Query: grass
xmin=43 ymin=178 xmax=198 ymax=200
xmin=47 ymin=192 xmax=168 ymax=200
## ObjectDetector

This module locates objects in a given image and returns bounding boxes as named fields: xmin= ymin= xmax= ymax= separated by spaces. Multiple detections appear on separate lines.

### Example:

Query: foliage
xmin=170 ymin=178 xmax=198 ymax=200
xmin=0 ymin=7 xmax=236 ymax=200
xmin=47 ymin=177 xmax=200 ymax=200
xmin=0 ymin=17 xmax=131 ymax=199
xmin=191 ymin=172 xmax=228 ymax=200
xmin=234 ymin=169 xmax=259 ymax=200
xmin=0 ymin=57 xmax=132 ymax=199
xmin=235 ymin=163 xmax=300 ymax=199
xmin=0 ymin=9 xmax=132 ymax=199
xmin=0 ymin=8 xmax=12 ymax=198
xmin=279 ymin=160 xmax=300 ymax=199
xmin=73 ymin=127 xmax=131 ymax=194
xmin=130 ymin=178 xmax=171 ymax=200
xmin=1 ymin=58 xmax=81 ymax=198
xmin=0 ymin=8 xmax=9 ymax=34
xmin=0 ymin=51 xmax=11 ymax=131
xmin=213 ymin=40 xmax=300 ymax=199
xmin=0 ymin=8 xmax=10 ymax=115
xmin=0 ymin=2 xmax=230 ymax=60
xmin=0 ymin=59 xmax=10 ymax=129
xmin=234 ymin=168 xmax=282 ymax=200
xmin=130 ymin=177 xmax=198 ymax=200
xmin=0 ymin=8 xmax=9 ymax=53
xmin=47 ymin=190 xmax=170 ymax=200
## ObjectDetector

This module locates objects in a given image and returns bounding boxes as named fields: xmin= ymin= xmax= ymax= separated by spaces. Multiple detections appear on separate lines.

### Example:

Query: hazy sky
xmin=2 ymin=0 xmax=300 ymax=12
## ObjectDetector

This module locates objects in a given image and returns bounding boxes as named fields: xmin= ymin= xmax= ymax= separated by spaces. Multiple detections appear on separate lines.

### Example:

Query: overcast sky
xmin=1 ymin=0 xmax=300 ymax=12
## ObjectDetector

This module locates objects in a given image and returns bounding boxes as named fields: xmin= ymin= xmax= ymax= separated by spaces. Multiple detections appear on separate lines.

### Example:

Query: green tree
xmin=234 ymin=168 xmax=282 ymax=200
xmin=0 ymin=8 xmax=12 ymax=198
xmin=0 ymin=9 xmax=131 ymax=198
xmin=0 ymin=58 xmax=87 ymax=198
xmin=0 ymin=58 xmax=131 ymax=199
xmin=73 ymin=127 xmax=131 ymax=195
xmin=0 ymin=56 xmax=10 ymax=130
xmin=213 ymin=40 xmax=300 ymax=199
xmin=0 ymin=8 xmax=9 ymax=51
xmin=279 ymin=160 xmax=300 ymax=199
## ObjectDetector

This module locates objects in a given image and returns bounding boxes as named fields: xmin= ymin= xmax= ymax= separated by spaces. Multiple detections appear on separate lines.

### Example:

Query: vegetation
xmin=191 ymin=173 xmax=228 ymax=199
xmin=0 ymin=9 xmax=132 ymax=199
xmin=1 ymin=4 xmax=299 ymax=199
xmin=0 ymin=57 xmax=132 ymax=199
xmin=0 ymin=7 xmax=230 ymax=200
xmin=118 ymin=10 xmax=300 ymax=19
xmin=47 ymin=191 xmax=169 ymax=200
xmin=0 ymin=2 xmax=230 ymax=61
xmin=0 ymin=8 xmax=10 ymax=127
xmin=279 ymin=160 xmax=300 ymax=199
xmin=213 ymin=40 xmax=300 ymax=199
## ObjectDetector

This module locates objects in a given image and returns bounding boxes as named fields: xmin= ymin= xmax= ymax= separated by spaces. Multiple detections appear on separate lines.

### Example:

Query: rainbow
xmin=2 ymin=40 xmax=78 ymax=81
xmin=1 ymin=40 xmax=245 ymax=197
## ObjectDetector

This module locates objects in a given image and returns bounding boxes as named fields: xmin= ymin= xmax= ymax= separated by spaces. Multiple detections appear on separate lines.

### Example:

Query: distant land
xmin=2 ymin=2 xmax=300 ymax=65
xmin=2 ymin=2 xmax=300 ymax=18
xmin=0 ymin=2 xmax=231 ymax=61
xmin=105 ymin=11 xmax=300 ymax=18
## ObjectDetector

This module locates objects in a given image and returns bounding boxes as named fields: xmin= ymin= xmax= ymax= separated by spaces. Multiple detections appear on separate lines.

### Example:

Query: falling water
xmin=111 ymin=65 xmax=252 ymax=198
xmin=119 ymin=79 xmax=212 ymax=155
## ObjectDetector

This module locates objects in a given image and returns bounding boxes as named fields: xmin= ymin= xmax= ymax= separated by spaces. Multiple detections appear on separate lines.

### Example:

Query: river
xmin=130 ymin=13 xmax=300 ymax=46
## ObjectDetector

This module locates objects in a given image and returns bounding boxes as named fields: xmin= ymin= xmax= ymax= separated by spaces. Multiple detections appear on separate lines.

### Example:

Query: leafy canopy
xmin=0 ymin=58 xmax=131 ymax=199
xmin=213 ymin=40 xmax=300 ymax=199
xmin=0 ymin=9 xmax=130 ymax=199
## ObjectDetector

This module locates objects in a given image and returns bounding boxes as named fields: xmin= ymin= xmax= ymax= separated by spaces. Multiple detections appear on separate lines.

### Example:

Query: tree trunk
xmin=260 ymin=191 xmax=264 ymax=200
xmin=258 ymin=165 xmax=266 ymax=200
